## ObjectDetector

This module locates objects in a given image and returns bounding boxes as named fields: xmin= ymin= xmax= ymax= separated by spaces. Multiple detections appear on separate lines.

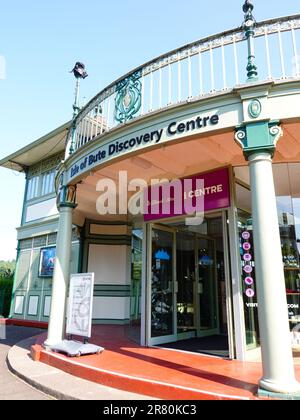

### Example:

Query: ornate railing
xmin=66 ymin=14 xmax=300 ymax=157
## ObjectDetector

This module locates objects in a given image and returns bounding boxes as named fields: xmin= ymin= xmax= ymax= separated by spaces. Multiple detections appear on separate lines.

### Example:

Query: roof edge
xmin=0 ymin=121 xmax=71 ymax=172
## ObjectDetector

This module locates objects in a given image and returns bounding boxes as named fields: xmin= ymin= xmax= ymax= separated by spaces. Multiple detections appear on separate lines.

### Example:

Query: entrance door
xmin=197 ymin=237 xmax=219 ymax=336
xmin=176 ymin=231 xmax=197 ymax=338
xmin=149 ymin=226 xmax=177 ymax=345
xmin=146 ymin=216 xmax=231 ymax=352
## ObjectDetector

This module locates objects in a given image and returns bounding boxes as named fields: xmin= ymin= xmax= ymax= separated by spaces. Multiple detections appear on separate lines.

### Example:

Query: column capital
xmin=235 ymin=120 xmax=283 ymax=161
xmin=56 ymin=184 xmax=77 ymax=209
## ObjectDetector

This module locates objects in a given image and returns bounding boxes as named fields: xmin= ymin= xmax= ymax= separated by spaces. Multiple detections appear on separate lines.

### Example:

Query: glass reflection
xmin=128 ymin=229 xmax=143 ymax=343
xmin=151 ymin=229 xmax=174 ymax=338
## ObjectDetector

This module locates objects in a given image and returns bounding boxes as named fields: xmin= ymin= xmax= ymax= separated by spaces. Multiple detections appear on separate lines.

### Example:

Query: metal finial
xmin=243 ymin=0 xmax=254 ymax=15
xmin=243 ymin=0 xmax=256 ymax=27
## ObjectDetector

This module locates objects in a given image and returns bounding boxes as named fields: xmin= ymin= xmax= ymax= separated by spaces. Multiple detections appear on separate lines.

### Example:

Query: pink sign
xmin=144 ymin=168 xmax=230 ymax=222
xmin=242 ymin=231 xmax=251 ymax=240
xmin=246 ymin=289 xmax=255 ymax=298
xmin=243 ymin=242 xmax=251 ymax=251
xmin=243 ymin=253 xmax=252 ymax=262
xmin=244 ymin=265 xmax=253 ymax=274
xmin=245 ymin=277 xmax=254 ymax=286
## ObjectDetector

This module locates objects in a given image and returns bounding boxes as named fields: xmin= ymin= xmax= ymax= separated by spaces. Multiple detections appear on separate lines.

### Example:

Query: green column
xmin=44 ymin=183 xmax=77 ymax=347
xmin=235 ymin=120 xmax=300 ymax=394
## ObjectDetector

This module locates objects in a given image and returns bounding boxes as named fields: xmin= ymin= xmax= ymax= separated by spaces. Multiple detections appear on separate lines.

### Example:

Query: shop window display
xmin=235 ymin=163 xmax=300 ymax=350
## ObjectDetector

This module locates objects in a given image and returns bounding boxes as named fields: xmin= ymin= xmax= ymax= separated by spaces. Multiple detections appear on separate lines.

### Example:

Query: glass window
xmin=274 ymin=164 xmax=300 ymax=329
xmin=237 ymin=209 xmax=260 ymax=349
xmin=236 ymin=163 xmax=300 ymax=350
xmin=235 ymin=177 xmax=260 ymax=349
xmin=26 ymin=176 xmax=39 ymax=201
xmin=41 ymin=171 xmax=55 ymax=196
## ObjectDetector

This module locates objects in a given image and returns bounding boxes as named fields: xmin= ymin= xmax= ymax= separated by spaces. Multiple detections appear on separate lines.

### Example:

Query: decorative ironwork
xmin=28 ymin=152 xmax=64 ymax=178
xmin=114 ymin=71 xmax=142 ymax=123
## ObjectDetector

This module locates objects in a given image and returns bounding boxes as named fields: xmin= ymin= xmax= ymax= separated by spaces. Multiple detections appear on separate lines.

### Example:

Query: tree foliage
xmin=0 ymin=261 xmax=15 ymax=317
xmin=0 ymin=260 xmax=16 ymax=277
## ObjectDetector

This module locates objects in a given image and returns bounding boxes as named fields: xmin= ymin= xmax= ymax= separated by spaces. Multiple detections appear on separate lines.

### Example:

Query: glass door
xmin=176 ymin=231 xmax=197 ymax=338
xmin=149 ymin=225 xmax=177 ymax=345
xmin=197 ymin=237 xmax=219 ymax=336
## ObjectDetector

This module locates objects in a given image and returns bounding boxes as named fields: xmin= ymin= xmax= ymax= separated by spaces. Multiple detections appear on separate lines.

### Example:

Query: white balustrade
xmin=66 ymin=15 xmax=300 ymax=157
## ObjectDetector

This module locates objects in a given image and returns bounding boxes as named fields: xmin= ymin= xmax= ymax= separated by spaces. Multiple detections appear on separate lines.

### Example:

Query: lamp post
xmin=243 ymin=0 xmax=258 ymax=82
xmin=69 ymin=62 xmax=88 ymax=155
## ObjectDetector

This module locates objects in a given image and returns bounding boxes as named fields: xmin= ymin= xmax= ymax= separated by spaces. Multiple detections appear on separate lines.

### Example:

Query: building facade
xmin=1 ymin=5 xmax=300 ymax=394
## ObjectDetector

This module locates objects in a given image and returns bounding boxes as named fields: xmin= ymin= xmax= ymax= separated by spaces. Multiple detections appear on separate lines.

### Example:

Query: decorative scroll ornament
xmin=235 ymin=128 xmax=247 ymax=149
xmin=269 ymin=125 xmax=283 ymax=146
xmin=114 ymin=71 xmax=142 ymax=124
xmin=248 ymin=99 xmax=262 ymax=119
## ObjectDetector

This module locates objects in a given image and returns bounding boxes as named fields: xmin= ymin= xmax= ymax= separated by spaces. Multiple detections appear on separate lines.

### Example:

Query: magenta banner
xmin=144 ymin=167 xmax=230 ymax=222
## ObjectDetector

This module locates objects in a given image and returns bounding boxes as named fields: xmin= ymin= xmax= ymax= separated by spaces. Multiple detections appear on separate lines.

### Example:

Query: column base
xmin=44 ymin=338 xmax=64 ymax=350
xmin=259 ymin=377 xmax=300 ymax=395
xmin=258 ymin=387 xmax=300 ymax=400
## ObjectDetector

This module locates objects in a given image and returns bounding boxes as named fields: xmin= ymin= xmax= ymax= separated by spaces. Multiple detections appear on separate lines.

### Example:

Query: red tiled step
xmin=34 ymin=325 xmax=300 ymax=400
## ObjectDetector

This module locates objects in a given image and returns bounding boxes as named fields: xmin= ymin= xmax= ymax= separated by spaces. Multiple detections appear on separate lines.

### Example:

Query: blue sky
xmin=0 ymin=0 xmax=299 ymax=260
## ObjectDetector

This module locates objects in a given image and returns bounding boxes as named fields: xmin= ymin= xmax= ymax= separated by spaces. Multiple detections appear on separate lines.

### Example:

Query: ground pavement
xmin=0 ymin=325 xmax=50 ymax=400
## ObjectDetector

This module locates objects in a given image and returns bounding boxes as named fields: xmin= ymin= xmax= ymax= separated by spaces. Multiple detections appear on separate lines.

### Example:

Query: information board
xmin=66 ymin=273 xmax=95 ymax=338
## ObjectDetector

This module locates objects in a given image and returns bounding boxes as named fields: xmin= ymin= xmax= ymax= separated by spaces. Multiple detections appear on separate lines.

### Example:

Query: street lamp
xmin=69 ymin=62 xmax=88 ymax=155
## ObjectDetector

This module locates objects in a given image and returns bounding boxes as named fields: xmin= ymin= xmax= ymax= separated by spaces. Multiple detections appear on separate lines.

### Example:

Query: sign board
xmin=144 ymin=167 xmax=230 ymax=222
xmin=66 ymin=273 xmax=95 ymax=338
xmin=67 ymin=108 xmax=230 ymax=183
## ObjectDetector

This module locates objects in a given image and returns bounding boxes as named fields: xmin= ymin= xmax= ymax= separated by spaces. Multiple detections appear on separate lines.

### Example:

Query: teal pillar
xmin=235 ymin=121 xmax=300 ymax=394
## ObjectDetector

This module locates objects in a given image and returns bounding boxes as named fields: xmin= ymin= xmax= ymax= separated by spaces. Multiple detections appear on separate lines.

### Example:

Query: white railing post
xmin=278 ymin=24 xmax=286 ymax=78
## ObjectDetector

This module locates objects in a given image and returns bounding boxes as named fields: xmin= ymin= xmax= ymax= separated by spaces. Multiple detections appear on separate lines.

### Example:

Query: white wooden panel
xmin=14 ymin=296 xmax=24 ymax=315
xmin=43 ymin=296 xmax=51 ymax=317
xmin=92 ymin=297 xmax=130 ymax=320
xmin=87 ymin=244 xmax=129 ymax=285
xmin=28 ymin=296 xmax=39 ymax=316
xmin=26 ymin=198 xmax=58 ymax=223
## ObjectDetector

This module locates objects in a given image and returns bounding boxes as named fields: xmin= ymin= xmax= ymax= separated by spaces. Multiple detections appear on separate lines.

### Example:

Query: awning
xmin=0 ymin=122 xmax=70 ymax=172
